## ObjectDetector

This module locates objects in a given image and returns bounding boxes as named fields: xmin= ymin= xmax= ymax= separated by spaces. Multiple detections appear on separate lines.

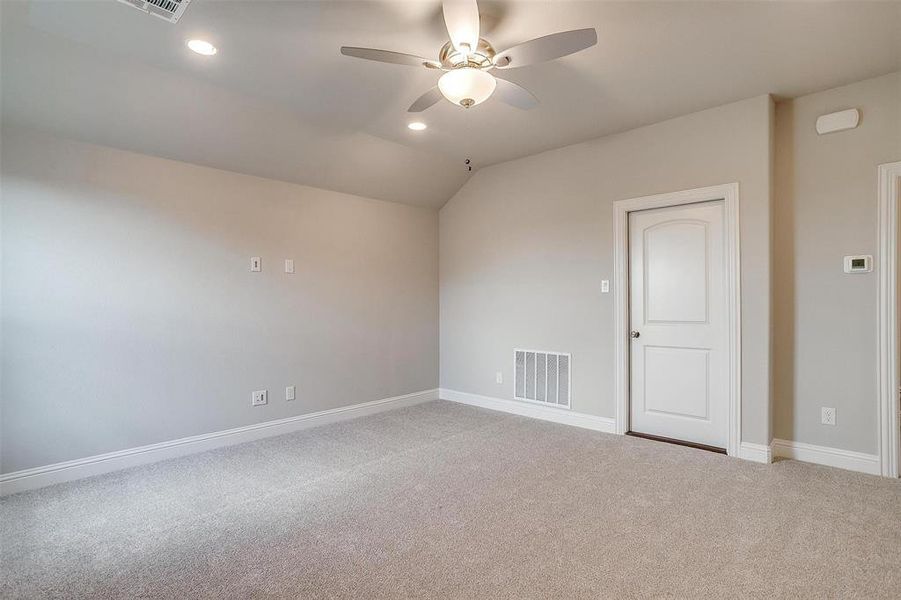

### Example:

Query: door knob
xmin=630 ymin=331 xmax=641 ymax=339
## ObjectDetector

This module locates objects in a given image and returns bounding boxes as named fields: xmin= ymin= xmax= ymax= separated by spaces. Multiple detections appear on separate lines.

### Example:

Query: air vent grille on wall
xmin=117 ymin=0 xmax=191 ymax=23
xmin=514 ymin=349 xmax=570 ymax=408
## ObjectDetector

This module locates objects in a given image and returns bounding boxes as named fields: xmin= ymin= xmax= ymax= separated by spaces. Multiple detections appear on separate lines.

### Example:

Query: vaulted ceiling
xmin=2 ymin=1 xmax=899 ymax=208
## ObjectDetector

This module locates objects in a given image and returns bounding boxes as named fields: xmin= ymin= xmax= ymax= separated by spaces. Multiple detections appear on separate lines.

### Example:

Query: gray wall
xmin=0 ymin=128 xmax=438 ymax=473
xmin=4 ymin=73 xmax=896 ymax=474
xmin=773 ymin=72 xmax=901 ymax=454
xmin=439 ymin=95 xmax=774 ymax=446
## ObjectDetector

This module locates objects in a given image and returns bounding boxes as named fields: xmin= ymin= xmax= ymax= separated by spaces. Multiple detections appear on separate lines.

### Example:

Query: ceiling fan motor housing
xmin=438 ymin=38 xmax=496 ymax=69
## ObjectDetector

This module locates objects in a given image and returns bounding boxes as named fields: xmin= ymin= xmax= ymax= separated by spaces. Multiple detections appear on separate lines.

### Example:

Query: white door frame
xmin=614 ymin=183 xmax=741 ymax=456
xmin=877 ymin=161 xmax=901 ymax=478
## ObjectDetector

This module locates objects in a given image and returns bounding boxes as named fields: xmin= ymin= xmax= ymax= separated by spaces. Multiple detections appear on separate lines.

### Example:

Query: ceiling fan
xmin=340 ymin=0 xmax=597 ymax=112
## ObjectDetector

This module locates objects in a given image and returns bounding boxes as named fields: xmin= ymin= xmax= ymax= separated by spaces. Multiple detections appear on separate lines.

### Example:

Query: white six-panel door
xmin=629 ymin=200 xmax=728 ymax=448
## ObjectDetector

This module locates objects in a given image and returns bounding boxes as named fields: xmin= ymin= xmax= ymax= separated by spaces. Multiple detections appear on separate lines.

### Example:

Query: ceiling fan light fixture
xmin=438 ymin=67 xmax=496 ymax=108
xmin=340 ymin=1 xmax=598 ymax=114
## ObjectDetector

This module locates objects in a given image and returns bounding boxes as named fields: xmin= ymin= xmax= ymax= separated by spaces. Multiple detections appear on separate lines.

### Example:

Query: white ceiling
xmin=2 ymin=1 xmax=899 ymax=208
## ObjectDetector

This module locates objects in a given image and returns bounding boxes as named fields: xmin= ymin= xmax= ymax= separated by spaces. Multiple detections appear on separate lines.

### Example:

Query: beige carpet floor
xmin=2 ymin=400 xmax=900 ymax=599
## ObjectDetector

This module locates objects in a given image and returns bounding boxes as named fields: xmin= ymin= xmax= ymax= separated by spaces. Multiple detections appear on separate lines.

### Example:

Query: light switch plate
xmin=285 ymin=259 xmax=295 ymax=274
xmin=601 ymin=280 xmax=610 ymax=293
xmin=495 ymin=371 xmax=503 ymax=384
xmin=286 ymin=385 xmax=296 ymax=401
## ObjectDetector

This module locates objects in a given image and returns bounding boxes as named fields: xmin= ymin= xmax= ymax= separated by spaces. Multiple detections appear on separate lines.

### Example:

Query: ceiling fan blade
xmin=493 ymin=76 xmax=538 ymax=110
xmin=493 ymin=28 xmax=597 ymax=69
xmin=443 ymin=0 xmax=480 ymax=54
xmin=340 ymin=47 xmax=440 ymax=69
xmin=408 ymin=87 xmax=444 ymax=112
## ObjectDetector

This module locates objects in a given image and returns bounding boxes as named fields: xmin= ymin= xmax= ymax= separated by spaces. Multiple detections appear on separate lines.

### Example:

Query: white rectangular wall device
xmin=816 ymin=109 xmax=859 ymax=135
xmin=843 ymin=255 xmax=872 ymax=273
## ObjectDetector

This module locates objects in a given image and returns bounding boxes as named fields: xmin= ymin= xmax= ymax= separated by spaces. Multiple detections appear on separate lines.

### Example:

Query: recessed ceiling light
xmin=408 ymin=122 xmax=427 ymax=131
xmin=187 ymin=39 xmax=217 ymax=56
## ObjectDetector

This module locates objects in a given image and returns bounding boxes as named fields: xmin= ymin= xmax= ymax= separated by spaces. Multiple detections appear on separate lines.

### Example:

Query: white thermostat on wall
xmin=843 ymin=255 xmax=872 ymax=273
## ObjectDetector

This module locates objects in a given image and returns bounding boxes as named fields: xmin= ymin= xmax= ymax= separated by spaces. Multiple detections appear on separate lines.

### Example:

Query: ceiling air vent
xmin=514 ymin=349 xmax=571 ymax=409
xmin=117 ymin=0 xmax=192 ymax=24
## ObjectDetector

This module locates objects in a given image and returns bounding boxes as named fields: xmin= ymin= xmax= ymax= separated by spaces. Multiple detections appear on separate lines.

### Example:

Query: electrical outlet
xmin=601 ymin=280 xmax=610 ymax=293
xmin=495 ymin=371 xmax=503 ymax=384
xmin=821 ymin=407 xmax=836 ymax=426
xmin=250 ymin=257 xmax=262 ymax=272
xmin=286 ymin=385 xmax=296 ymax=401
xmin=285 ymin=259 xmax=295 ymax=274
xmin=252 ymin=390 xmax=268 ymax=406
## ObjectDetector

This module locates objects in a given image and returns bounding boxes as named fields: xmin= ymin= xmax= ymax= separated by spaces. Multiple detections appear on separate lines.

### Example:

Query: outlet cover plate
xmin=821 ymin=407 xmax=836 ymax=426
xmin=252 ymin=390 xmax=268 ymax=406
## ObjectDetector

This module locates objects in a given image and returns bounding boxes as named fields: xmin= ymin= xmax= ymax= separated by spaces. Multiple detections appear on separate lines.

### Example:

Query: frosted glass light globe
xmin=438 ymin=67 xmax=496 ymax=108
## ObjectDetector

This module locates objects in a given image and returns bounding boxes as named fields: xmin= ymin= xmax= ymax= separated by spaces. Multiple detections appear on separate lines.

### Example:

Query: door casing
xmin=876 ymin=161 xmax=901 ymax=478
xmin=613 ymin=183 xmax=742 ymax=457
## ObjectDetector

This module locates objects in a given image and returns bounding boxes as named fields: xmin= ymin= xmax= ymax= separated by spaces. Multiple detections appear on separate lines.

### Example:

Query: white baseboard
xmin=440 ymin=390 xmax=888 ymax=476
xmin=738 ymin=442 xmax=772 ymax=464
xmin=439 ymin=388 xmax=616 ymax=433
xmin=771 ymin=438 xmax=881 ymax=475
xmin=0 ymin=388 xmax=438 ymax=496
